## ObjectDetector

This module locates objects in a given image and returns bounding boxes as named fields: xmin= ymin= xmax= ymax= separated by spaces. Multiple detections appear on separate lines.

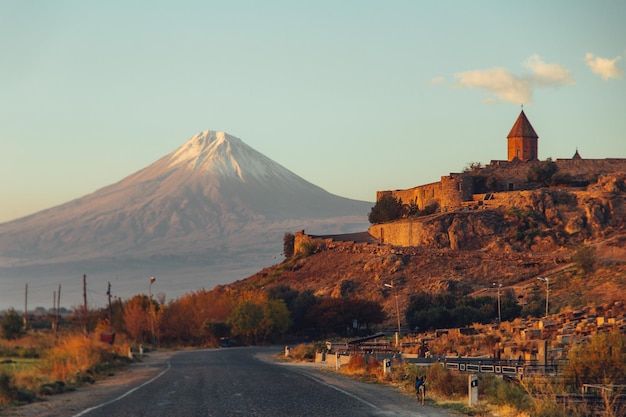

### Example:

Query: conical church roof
xmin=507 ymin=110 xmax=538 ymax=139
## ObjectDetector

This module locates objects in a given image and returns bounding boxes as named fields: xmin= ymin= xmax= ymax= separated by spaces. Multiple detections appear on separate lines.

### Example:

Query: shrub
xmin=287 ymin=343 xmax=317 ymax=361
xmin=366 ymin=356 xmax=380 ymax=374
xmin=42 ymin=334 xmax=120 ymax=383
xmin=342 ymin=354 xmax=367 ymax=375
xmin=563 ymin=329 xmax=626 ymax=386
xmin=416 ymin=202 xmax=439 ymax=217
xmin=572 ymin=245 xmax=596 ymax=275
xmin=527 ymin=160 xmax=558 ymax=186
xmin=299 ymin=241 xmax=319 ymax=257
xmin=368 ymin=195 xmax=405 ymax=224
xmin=0 ymin=371 xmax=36 ymax=406
xmin=283 ymin=232 xmax=295 ymax=260
xmin=2 ymin=309 xmax=25 ymax=340
xmin=388 ymin=361 xmax=421 ymax=389
xmin=425 ymin=364 xmax=466 ymax=398
xmin=483 ymin=374 xmax=529 ymax=410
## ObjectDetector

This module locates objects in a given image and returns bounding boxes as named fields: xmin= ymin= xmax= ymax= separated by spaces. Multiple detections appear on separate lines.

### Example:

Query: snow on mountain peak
xmin=166 ymin=130 xmax=300 ymax=186
xmin=168 ymin=130 xmax=247 ymax=180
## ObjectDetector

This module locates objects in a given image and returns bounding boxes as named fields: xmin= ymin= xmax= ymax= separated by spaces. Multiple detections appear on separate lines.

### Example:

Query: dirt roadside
xmin=2 ymin=351 xmax=174 ymax=417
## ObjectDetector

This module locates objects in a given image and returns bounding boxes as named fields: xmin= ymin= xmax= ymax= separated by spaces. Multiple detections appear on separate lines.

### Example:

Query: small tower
xmin=507 ymin=110 xmax=538 ymax=161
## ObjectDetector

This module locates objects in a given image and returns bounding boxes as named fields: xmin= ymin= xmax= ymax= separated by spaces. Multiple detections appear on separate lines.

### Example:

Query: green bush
xmin=2 ymin=309 xmax=25 ymax=340
xmin=368 ymin=194 xmax=405 ymax=224
xmin=527 ymin=160 xmax=558 ymax=186
xmin=482 ymin=375 xmax=529 ymax=410
xmin=572 ymin=245 xmax=596 ymax=275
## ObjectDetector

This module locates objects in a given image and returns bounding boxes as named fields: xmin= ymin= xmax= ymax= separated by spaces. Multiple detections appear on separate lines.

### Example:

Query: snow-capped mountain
xmin=0 ymin=131 xmax=372 ymax=308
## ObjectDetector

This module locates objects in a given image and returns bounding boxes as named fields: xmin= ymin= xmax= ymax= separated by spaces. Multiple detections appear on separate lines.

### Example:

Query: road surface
xmin=7 ymin=347 xmax=460 ymax=417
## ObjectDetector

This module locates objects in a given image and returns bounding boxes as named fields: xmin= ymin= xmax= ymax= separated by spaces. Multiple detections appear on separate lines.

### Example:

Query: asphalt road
xmin=65 ymin=347 xmax=458 ymax=417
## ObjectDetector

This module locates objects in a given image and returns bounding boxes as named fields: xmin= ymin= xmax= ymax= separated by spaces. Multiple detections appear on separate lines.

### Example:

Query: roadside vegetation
xmin=0 ymin=330 xmax=131 ymax=408
xmin=283 ymin=329 xmax=626 ymax=417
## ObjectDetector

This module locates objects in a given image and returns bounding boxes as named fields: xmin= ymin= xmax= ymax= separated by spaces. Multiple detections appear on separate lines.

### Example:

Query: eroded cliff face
xmin=370 ymin=173 xmax=626 ymax=253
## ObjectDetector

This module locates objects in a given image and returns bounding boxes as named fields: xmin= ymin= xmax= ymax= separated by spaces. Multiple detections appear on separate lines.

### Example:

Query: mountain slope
xmin=235 ymin=181 xmax=626 ymax=325
xmin=0 ymin=131 xmax=372 ymax=308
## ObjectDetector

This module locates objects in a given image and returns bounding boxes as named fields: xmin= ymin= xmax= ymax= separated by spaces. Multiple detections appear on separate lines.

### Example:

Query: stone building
xmin=507 ymin=109 xmax=538 ymax=162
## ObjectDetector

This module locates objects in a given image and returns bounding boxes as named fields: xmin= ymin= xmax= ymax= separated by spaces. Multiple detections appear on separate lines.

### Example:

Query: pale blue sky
xmin=1 ymin=1 xmax=625 ymax=223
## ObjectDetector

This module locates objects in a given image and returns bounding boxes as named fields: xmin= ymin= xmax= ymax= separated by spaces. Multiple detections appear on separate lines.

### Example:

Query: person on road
xmin=414 ymin=374 xmax=426 ymax=405
xmin=414 ymin=375 xmax=425 ymax=393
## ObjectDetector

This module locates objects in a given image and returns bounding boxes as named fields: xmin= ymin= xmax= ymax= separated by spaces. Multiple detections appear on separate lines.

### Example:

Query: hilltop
xmin=233 ymin=172 xmax=626 ymax=326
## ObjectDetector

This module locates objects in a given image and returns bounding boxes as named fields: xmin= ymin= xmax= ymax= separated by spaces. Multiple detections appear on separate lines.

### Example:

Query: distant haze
xmin=0 ymin=131 xmax=372 ymax=311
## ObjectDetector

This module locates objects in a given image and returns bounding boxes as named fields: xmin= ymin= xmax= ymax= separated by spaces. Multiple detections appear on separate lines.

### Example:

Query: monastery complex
xmin=374 ymin=110 xmax=626 ymax=215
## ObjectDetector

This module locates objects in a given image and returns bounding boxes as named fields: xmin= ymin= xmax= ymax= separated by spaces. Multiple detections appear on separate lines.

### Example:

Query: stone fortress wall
xmin=376 ymin=157 xmax=626 ymax=215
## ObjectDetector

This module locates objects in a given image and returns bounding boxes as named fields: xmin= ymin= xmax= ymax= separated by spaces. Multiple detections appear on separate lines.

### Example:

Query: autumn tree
xmin=123 ymin=295 xmax=151 ymax=343
xmin=157 ymin=288 xmax=236 ymax=345
xmin=227 ymin=297 xmax=291 ymax=344
xmin=228 ymin=301 xmax=264 ymax=344
xmin=259 ymin=299 xmax=291 ymax=342
xmin=267 ymin=286 xmax=318 ymax=333
xmin=158 ymin=299 xmax=196 ymax=345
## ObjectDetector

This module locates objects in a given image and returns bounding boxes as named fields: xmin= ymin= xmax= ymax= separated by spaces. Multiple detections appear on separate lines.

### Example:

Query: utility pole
xmin=24 ymin=283 xmax=28 ymax=329
xmin=493 ymin=283 xmax=502 ymax=324
xmin=537 ymin=277 xmax=550 ymax=317
xmin=384 ymin=282 xmax=401 ymax=348
xmin=53 ymin=290 xmax=57 ymax=334
xmin=57 ymin=284 xmax=61 ymax=333
xmin=83 ymin=274 xmax=88 ymax=334
xmin=107 ymin=282 xmax=113 ymax=332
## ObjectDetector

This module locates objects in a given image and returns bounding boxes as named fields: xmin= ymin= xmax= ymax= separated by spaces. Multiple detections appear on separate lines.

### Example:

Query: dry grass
xmin=342 ymin=354 xmax=368 ymax=375
xmin=43 ymin=334 xmax=118 ymax=382
xmin=0 ymin=330 xmax=131 ymax=407
xmin=286 ymin=343 xmax=318 ymax=361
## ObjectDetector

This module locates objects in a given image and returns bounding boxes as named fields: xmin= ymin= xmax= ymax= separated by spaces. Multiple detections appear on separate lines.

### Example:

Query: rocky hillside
xmin=233 ymin=173 xmax=626 ymax=326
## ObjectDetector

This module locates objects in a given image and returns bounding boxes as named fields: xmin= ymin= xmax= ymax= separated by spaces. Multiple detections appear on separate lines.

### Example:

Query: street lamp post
xmin=537 ymin=277 xmax=549 ymax=317
xmin=148 ymin=276 xmax=156 ymax=345
xmin=493 ymin=283 xmax=502 ymax=324
xmin=384 ymin=282 xmax=401 ymax=348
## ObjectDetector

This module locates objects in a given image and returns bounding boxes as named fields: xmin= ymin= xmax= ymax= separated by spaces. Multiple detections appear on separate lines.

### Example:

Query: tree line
xmin=3 ymin=285 xmax=387 ymax=346
xmin=3 ymin=281 xmax=528 ymax=347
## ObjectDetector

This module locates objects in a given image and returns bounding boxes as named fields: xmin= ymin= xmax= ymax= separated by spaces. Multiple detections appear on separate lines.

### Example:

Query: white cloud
xmin=524 ymin=54 xmax=574 ymax=86
xmin=454 ymin=55 xmax=573 ymax=104
xmin=430 ymin=76 xmax=445 ymax=85
xmin=455 ymin=67 xmax=532 ymax=104
xmin=585 ymin=53 xmax=623 ymax=80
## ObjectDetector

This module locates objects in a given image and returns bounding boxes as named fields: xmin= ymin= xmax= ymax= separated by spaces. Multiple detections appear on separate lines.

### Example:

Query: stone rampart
xmin=376 ymin=173 xmax=474 ymax=212
xmin=294 ymin=230 xmax=388 ymax=256
xmin=369 ymin=218 xmax=422 ymax=247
